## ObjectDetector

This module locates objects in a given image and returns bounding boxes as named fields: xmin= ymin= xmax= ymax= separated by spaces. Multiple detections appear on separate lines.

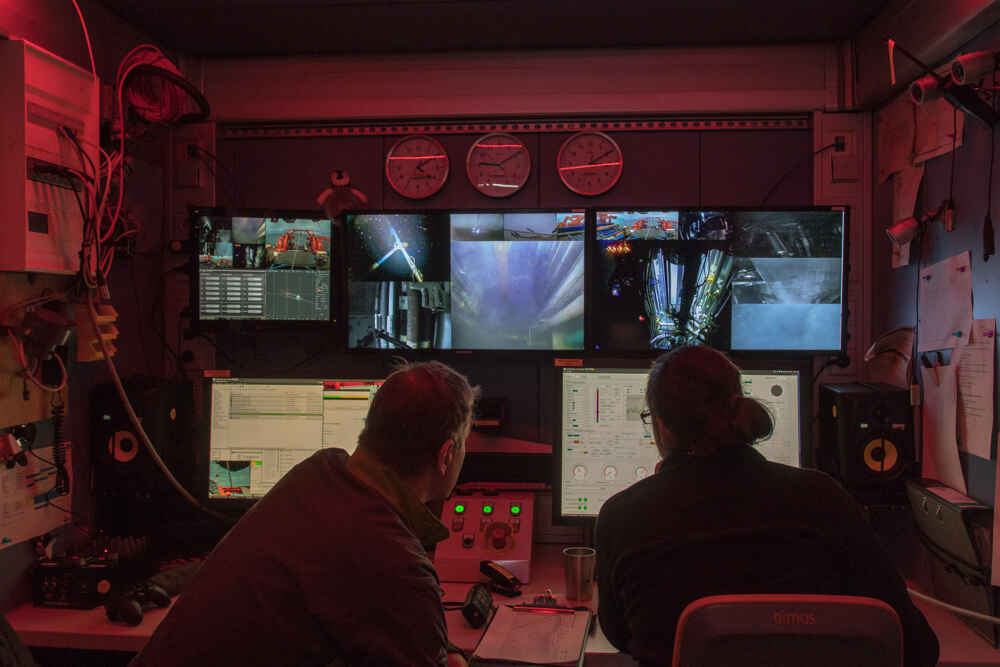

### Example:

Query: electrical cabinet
xmin=0 ymin=39 xmax=99 ymax=274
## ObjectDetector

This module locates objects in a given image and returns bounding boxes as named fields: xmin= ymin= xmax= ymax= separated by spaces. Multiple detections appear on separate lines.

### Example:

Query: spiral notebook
xmin=470 ymin=604 xmax=592 ymax=666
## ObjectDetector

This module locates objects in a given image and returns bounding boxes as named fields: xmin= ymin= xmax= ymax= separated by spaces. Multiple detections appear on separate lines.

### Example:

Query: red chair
xmin=672 ymin=594 xmax=903 ymax=667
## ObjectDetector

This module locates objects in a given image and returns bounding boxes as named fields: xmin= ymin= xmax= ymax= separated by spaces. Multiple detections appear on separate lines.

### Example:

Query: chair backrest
xmin=671 ymin=594 xmax=902 ymax=667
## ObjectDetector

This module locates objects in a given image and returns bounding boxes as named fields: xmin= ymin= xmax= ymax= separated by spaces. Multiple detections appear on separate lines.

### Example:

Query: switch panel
xmin=434 ymin=491 xmax=534 ymax=584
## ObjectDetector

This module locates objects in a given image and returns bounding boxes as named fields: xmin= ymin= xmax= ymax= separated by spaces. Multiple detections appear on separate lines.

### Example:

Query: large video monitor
xmin=553 ymin=361 xmax=803 ymax=522
xmin=195 ymin=214 xmax=334 ymax=322
xmin=206 ymin=377 xmax=381 ymax=500
xmin=346 ymin=210 xmax=585 ymax=351
xmin=591 ymin=207 xmax=846 ymax=354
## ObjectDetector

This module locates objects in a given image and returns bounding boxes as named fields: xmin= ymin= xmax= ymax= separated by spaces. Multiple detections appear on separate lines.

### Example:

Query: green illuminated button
xmin=510 ymin=504 xmax=521 ymax=515
xmin=454 ymin=504 xmax=465 ymax=514
xmin=483 ymin=504 xmax=494 ymax=515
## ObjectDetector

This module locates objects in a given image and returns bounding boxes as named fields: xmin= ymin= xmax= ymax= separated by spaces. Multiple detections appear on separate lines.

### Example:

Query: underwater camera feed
xmin=593 ymin=209 xmax=845 ymax=352
xmin=347 ymin=211 xmax=584 ymax=350
xmin=729 ymin=210 xmax=845 ymax=352
xmin=196 ymin=216 xmax=332 ymax=321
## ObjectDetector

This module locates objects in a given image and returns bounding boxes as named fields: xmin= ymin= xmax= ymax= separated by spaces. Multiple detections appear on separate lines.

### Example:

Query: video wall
xmin=194 ymin=207 xmax=846 ymax=355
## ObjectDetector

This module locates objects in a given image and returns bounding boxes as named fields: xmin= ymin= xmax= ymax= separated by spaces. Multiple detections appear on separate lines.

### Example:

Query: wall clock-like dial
xmin=385 ymin=134 xmax=449 ymax=199
xmin=466 ymin=132 xmax=531 ymax=198
xmin=556 ymin=131 xmax=624 ymax=196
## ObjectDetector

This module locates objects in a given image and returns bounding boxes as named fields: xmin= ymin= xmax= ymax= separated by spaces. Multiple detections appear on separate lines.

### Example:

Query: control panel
xmin=434 ymin=491 xmax=533 ymax=584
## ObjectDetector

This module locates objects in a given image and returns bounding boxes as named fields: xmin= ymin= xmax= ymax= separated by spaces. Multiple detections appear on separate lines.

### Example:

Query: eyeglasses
xmin=639 ymin=410 xmax=652 ymax=425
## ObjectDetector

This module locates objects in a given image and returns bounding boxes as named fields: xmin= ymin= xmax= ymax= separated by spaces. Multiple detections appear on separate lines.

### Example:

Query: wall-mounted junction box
xmin=0 ymin=40 xmax=99 ymax=274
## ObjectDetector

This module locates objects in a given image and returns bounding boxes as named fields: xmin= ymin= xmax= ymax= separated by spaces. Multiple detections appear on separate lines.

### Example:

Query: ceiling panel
xmin=95 ymin=0 xmax=887 ymax=57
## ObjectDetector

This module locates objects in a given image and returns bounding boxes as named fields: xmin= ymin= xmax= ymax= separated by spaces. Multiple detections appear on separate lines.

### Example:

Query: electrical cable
xmin=86 ymin=291 xmax=236 ymax=524
xmin=6 ymin=331 xmax=68 ymax=393
xmin=760 ymin=142 xmax=838 ymax=206
xmin=907 ymin=587 xmax=1000 ymax=625
xmin=69 ymin=0 xmax=96 ymax=77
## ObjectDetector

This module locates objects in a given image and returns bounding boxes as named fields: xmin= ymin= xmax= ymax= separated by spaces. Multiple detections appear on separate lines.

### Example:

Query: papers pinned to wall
xmin=918 ymin=251 xmax=972 ymax=352
xmin=0 ymin=444 xmax=72 ymax=551
xmin=957 ymin=319 xmax=996 ymax=460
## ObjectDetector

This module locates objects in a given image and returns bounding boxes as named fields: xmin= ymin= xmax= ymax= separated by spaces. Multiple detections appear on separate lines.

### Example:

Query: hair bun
xmin=734 ymin=395 xmax=774 ymax=442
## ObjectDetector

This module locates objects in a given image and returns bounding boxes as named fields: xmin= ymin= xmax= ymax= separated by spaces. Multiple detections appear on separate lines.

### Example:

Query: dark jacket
xmin=596 ymin=445 xmax=939 ymax=667
xmin=131 ymin=448 xmax=451 ymax=667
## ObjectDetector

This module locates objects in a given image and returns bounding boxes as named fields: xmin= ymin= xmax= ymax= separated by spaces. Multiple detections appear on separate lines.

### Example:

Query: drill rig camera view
xmin=197 ymin=216 xmax=332 ymax=321
xmin=347 ymin=211 xmax=585 ymax=350
xmin=593 ymin=209 xmax=844 ymax=352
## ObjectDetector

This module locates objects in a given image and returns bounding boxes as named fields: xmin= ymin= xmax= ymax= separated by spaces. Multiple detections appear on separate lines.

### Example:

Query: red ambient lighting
xmin=387 ymin=154 xmax=447 ymax=160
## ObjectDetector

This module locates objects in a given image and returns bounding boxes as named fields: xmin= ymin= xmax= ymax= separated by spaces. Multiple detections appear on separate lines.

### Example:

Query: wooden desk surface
xmin=8 ymin=545 xmax=1000 ymax=666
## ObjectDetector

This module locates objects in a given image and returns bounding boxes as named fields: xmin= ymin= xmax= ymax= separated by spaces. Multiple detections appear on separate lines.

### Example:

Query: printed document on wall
xmin=921 ymin=365 xmax=966 ymax=494
xmin=0 ymin=445 xmax=71 ymax=551
xmin=918 ymin=251 xmax=972 ymax=352
xmin=957 ymin=318 xmax=996 ymax=460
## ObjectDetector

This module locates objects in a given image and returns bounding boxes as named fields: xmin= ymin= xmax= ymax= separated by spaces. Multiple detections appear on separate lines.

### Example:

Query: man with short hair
xmin=132 ymin=360 xmax=478 ymax=667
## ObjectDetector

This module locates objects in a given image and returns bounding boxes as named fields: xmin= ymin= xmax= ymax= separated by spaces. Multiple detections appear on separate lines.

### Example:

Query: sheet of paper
xmin=877 ymin=95 xmax=915 ymax=183
xmin=957 ymin=318 xmax=996 ymax=459
xmin=912 ymin=99 xmax=965 ymax=165
xmin=0 ymin=444 xmax=72 ymax=551
xmin=890 ymin=164 xmax=924 ymax=269
xmin=917 ymin=251 xmax=972 ymax=352
xmin=920 ymin=365 xmax=966 ymax=494
xmin=474 ymin=605 xmax=590 ymax=665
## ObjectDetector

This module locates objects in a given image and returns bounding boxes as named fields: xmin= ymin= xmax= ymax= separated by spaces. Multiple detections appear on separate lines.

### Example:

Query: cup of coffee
xmin=562 ymin=546 xmax=597 ymax=601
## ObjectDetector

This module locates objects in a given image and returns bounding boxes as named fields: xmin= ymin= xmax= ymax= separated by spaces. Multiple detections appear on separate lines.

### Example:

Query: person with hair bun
xmin=596 ymin=346 xmax=938 ymax=667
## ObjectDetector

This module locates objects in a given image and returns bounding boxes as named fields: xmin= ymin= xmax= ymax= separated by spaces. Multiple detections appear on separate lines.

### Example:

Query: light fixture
xmin=886 ymin=217 xmax=921 ymax=247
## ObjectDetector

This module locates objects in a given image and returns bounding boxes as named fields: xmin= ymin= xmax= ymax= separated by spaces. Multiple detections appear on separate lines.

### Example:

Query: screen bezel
xmin=343 ymin=208 xmax=589 ymax=355
xmin=191 ymin=208 xmax=341 ymax=327
xmin=587 ymin=206 xmax=849 ymax=357
xmin=200 ymin=376 xmax=383 ymax=507
xmin=550 ymin=354 xmax=812 ymax=526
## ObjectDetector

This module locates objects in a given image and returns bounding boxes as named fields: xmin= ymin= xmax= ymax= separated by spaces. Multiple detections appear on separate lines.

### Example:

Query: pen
xmin=509 ymin=605 xmax=575 ymax=614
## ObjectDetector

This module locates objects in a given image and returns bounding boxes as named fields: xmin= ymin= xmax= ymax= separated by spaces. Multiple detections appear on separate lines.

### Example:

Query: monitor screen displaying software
xmin=208 ymin=378 xmax=382 ymax=499
xmin=196 ymin=215 xmax=333 ymax=322
xmin=557 ymin=367 xmax=800 ymax=519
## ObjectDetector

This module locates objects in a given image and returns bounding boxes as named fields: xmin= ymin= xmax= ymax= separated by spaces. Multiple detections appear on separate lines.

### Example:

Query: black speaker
xmin=818 ymin=383 xmax=913 ymax=502
xmin=90 ymin=378 xmax=197 ymax=536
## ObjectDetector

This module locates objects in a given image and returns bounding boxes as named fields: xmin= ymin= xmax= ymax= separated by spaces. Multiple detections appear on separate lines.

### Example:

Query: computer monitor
xmin=206 ymin=377 xmax=382 ymax=500
xmin=554 ymin=363 xmax=803 ymax=522
xmin=195 ymin=214 xmax=334 ymax=322
xmin=346 ymin=210 xmax=585 ymax=350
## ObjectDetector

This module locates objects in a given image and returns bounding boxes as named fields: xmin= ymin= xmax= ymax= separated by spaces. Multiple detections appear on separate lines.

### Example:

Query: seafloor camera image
xmin=451 ymin=240 xmax=584 ymax=349
xmin=348 ymin=213 xmax=450 ymax=282
xmin=729 ymin=210 xmax=844 ymax=351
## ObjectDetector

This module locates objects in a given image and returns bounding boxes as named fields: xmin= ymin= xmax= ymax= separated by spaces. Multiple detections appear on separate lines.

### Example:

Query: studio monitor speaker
xmin=90 ymin=378 xmax=196 ymax=536
xmin=818 ymin=383 xmax=913 ymax=501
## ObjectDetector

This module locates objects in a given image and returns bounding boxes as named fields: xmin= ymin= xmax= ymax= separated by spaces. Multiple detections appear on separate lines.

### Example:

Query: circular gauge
xmin=385 ymin=134 xmax=449 ymax=199
xmin=466 ymin=132 xmax=531 ymax=198
xmin=556 ymin=131 xmax=623 ymax=196
xmin=603 ymin=465 xmax=618 ymax=481
xmin=634 ymin=466 xmax=649 ymax=480
xmin=572 ymin=465 xmax=588 ymax=480
xmin=771 ymin=384 xmax=783 ymax=397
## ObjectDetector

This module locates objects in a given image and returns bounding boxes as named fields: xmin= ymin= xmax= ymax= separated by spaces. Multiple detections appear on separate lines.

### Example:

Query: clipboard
xmin=470 ymin=604 xmax=592 ymax=666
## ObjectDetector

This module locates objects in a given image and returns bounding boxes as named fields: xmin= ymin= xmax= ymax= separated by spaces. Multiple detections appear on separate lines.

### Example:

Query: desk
xmin=441 ymin=543 xmax=629 ymax=665
xmin=7 ymin=545 xmax=1000 ymax=666
xmin=6 ymin=602 xmax=172 ymax=653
